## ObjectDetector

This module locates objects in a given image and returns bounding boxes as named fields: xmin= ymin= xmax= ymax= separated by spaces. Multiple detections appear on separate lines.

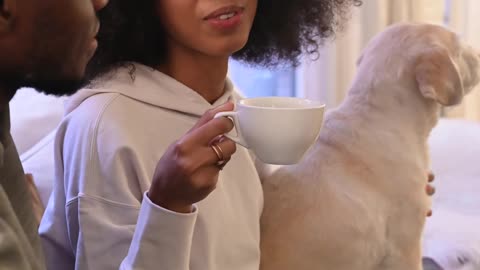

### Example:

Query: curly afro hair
xmin=85 ymin=0 xmax=362 ymax=82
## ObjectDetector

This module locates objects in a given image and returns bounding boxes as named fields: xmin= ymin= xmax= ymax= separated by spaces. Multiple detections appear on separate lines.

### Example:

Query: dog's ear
xmin=415 ymin=46 xmax=464 ymax=106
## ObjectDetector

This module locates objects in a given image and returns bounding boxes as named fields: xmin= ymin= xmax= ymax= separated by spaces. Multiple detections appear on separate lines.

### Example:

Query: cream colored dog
xmin=260 ymin=23 xmax=480 ymax=270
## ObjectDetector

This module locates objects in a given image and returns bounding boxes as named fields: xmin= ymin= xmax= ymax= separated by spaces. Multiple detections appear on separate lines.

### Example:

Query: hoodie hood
xmin=65 ymin=63 xmax=240 ymax=117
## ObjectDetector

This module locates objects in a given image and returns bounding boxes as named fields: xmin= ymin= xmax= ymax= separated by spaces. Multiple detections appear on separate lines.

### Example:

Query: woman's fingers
xmin=189 ymin=102 xmax=234 ymax=131
xmin=206 ymin=136 xmax=237 ymax=165
xmin=426 ymin=171 xmax=435 ymax=217
xmin=428 ymin=172 xmax=435 ymax=183
xmin=426 ymin=184 xmax=436 ymax=196
xmin=174 ymin=135 xmax=237 ymax=173
xmin=186 ymin=116 xmax=234 ymax=146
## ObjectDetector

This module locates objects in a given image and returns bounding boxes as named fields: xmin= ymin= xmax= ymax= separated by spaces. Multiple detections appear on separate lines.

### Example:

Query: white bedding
xmin=20 ymin=131 xmax=56 ymax=205
xmin=10 ymin=88 xmax=65 ymax=155
xmin=423 ymin=119 xmax=480 ymax=270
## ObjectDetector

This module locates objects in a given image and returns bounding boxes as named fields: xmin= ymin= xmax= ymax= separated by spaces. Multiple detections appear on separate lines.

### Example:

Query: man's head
xmin=0 ymin=0 xmax=108 ymax=98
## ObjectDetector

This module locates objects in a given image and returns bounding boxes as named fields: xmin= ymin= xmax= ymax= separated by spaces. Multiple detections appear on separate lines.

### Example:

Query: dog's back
xmin=260 ymin=109 xmax=428 ymax=270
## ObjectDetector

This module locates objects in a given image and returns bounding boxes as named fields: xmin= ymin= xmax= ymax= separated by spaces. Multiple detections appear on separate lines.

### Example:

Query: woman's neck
xmin=157 ymin=44 xmax=230 ymax=104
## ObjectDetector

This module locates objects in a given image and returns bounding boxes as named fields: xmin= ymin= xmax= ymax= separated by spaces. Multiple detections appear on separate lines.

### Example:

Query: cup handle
xmin=214 ymin=111 xmax=250 ymax=148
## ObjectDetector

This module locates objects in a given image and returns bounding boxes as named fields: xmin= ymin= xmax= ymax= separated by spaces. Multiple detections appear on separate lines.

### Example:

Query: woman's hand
xmin=426 ymin=171 xmax=436 ymax=217
xmin=148 ymin=103 xmax=237 ymax=213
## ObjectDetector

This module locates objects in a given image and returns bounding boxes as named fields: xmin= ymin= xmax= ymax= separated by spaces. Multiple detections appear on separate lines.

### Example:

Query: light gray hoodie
xmin=39 ymin=64 xmax=263 ymax=270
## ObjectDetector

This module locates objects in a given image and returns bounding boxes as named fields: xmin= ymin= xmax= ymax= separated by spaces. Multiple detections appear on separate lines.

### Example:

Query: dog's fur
xmin=260 ymin=23 xmax=480 ymax=270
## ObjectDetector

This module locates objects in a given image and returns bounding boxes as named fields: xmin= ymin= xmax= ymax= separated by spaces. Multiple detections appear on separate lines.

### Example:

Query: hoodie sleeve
xmin=66 ymin=193 xmax=198 ymax=270
xmin=39 ymin=93 xmax=198 ymax=270
xmin=120 ymin=193 xmax=197 ymax=270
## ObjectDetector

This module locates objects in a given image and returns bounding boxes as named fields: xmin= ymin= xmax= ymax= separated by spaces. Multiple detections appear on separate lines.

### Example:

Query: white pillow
xmin=423 ymin=209 xmax=480 ymax=270
xmin=428 ymin=119 xmax=480 ymax=214
xmin=10 ymin=88 xmax=66 ymax=155
xmin=423 ymin=119 xmax=480 ymax=270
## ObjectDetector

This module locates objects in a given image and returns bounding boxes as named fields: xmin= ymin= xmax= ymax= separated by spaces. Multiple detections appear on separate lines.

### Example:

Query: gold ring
xmin=211 ymin=143 xmax=225 ymax=165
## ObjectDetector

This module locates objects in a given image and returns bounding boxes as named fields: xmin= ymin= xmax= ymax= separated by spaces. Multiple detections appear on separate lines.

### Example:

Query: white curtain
xmin=444 ymin=0 xmax=480 ymax=120
xmin=298 ymin=0 xmax=480 ymax=121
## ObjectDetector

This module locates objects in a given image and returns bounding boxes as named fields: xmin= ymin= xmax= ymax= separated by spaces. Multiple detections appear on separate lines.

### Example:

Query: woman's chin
xmin=210 ymin=41 xmax=249 ymax=58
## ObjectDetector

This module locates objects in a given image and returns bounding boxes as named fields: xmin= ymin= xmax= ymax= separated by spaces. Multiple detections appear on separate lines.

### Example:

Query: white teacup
xmin=215 ymin=97 xmax=325 ymax=165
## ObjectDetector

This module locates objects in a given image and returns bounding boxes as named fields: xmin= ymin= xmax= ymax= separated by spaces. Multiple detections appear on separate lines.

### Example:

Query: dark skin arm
xmin=148 ymin=103 xmax=236 ymax=213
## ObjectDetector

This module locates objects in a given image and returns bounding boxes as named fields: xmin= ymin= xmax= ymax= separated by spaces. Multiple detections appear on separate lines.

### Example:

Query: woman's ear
xmin=415 ymin=45 xmax=464 ymax=106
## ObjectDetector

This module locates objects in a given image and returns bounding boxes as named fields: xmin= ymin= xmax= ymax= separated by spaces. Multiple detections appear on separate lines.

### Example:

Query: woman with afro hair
xmin=40 ymin=1 xmax=361 ymax=269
